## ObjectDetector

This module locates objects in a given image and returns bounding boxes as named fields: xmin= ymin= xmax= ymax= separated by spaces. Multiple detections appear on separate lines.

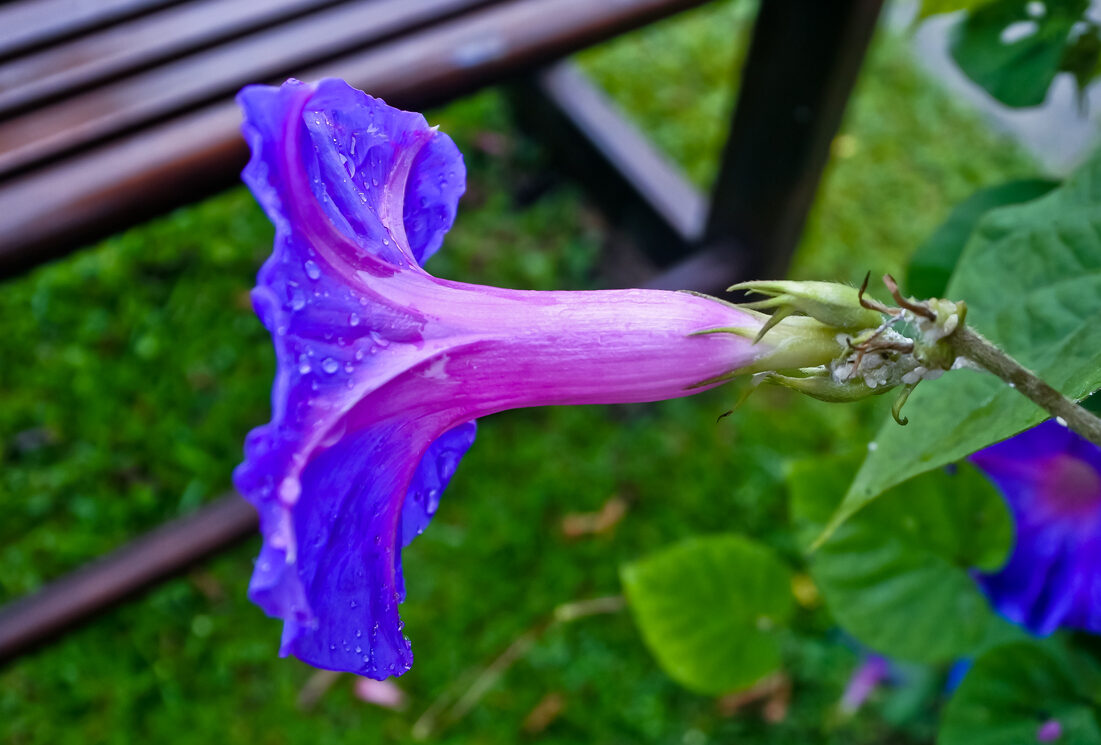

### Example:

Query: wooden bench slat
xmin=0 ymin=0 xmax=494 ymax=179
xmin=0 ymin=0 xmax=348 ymax=117
xmin=0 ymin=0 xmax=182 ymax=59
xmin=0 ymin=0 xmax=705 ymax=275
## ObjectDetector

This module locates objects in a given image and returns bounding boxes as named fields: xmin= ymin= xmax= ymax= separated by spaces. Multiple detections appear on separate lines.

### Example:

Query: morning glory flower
xmin=840 ymin=653 xmax=891 ymax=714
xmin=233 ymin=78 xmax=845 ymax=678
xmin=971 ymin=419 xmax=1101 ymax=635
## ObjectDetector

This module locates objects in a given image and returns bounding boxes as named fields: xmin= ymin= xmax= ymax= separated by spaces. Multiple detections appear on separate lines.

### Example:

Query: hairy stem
xmin=949 ymin=325 xmax=1101 ymax=447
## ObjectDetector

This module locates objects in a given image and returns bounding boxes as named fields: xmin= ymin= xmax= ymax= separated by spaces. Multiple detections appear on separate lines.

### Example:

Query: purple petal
xmin=237 ymin=78 xmax=463 ymax=272
xmin=971 ymin=420 xmax=1101 ymax=635
xmin=401 ymin=420 xmax=477 ymax=548
xmin=273 ymin=420 xmax=428 ymax=676
xmin=234 ymin=80 xmax=476 ymax=677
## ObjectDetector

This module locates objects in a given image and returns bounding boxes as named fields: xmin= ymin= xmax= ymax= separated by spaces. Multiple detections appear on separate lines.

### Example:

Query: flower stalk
xmin=948 ymin=325 xmax=1101 ymax=447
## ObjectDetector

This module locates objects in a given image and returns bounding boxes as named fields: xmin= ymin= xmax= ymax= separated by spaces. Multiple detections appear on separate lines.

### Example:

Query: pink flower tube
xmin=233 ymin=79 xmax=841 ymax=678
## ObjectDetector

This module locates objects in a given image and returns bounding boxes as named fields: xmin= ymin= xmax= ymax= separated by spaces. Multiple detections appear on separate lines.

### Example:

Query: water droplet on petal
xmin=349 ymin=313 xmax=360 ymax=327
xmin=321 ymin=357 xmax=339 ymax=374
xmin=304 ymin=260 xmax=321 ymax=280
xmin=339 ymin=153 xmax=355 ymax=177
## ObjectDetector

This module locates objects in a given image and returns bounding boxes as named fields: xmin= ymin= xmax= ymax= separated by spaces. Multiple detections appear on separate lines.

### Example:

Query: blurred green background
xmin=0 ymin=1 xmax=1036 ymax=742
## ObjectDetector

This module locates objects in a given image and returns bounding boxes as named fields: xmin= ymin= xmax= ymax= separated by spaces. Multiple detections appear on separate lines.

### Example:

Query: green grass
xmin=0 ymin=2 xmax=1035 ymax=743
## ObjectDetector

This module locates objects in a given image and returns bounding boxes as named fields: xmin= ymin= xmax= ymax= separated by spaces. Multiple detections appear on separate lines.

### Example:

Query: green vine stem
xmin=948 ymin=325 xmax=1101 ymax=447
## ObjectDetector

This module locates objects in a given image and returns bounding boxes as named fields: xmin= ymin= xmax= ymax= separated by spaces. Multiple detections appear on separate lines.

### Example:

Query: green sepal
xmin=730 ymin=279 xmax=884 ymax=331
xmin=760 ymin=368 xmax=897 ymax=403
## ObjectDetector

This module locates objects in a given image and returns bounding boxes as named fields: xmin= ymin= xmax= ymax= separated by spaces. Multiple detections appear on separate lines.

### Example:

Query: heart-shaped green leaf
xmin=791 ymin=453 xmax=1016 ymax=663
xmin=621 ymin=534 xmax=793 ymax=695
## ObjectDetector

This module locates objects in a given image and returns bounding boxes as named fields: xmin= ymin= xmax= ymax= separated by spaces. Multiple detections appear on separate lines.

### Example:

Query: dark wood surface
xmin=0 ymin=0 xmax=707 ymax=277
xmin=0 ymin=495 xmax=257 ymax=666
xmin=0 ymin=0 xmax=348 ymax=116
xmin=0 ymin=0 xmax=183 ymax=59
xmin=703 ymin=0 xmax=884 ymax=282
xmin=0 ymin=0 xmax=496 ymax=177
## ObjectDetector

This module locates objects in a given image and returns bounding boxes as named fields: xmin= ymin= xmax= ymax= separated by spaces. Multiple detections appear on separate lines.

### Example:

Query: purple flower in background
xmin=971 ymin=419 xmax=1101 ymax=635
xmin=840 ymin=653 xmax=891 ymax=714
xmin=233 ymin=79 xmax=840 ymax=678
xmin=1036 ymin=718 xmax=1064 ymax=743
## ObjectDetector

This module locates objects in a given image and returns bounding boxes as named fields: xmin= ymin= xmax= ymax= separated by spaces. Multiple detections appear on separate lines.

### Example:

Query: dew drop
xmin=438 ymin=451 xmax=459 ymax=480
xmin=355 ymin=644 xmax=362 ymax=654
xmin=321 ymin=357 xmax=339 ymax=374
xmin=349 ymin=313 xmax=360 ymax=327
xmin=298 ymin=356 xmax=312 ymax=375
xmin=344 ymin=362 xmax=354 ymax=373
xmin=304 ymin=260 xmax=321 ymax=280
xmin=339 ymin=153 xmax=355 ymax=177
xmin=290 ymin=289 xmax=306 ymax=311
xmin=349 ymin=600 xmax=358 ymax=609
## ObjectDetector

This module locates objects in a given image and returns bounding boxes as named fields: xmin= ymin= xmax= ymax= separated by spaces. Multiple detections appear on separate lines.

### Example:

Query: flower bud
xmin=730 ymin=280 xmax=884 ymax=338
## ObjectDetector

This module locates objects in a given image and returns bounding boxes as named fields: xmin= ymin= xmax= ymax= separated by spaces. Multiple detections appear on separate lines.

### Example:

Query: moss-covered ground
xmin=0 ymin=2 xmax=1035 ymax=742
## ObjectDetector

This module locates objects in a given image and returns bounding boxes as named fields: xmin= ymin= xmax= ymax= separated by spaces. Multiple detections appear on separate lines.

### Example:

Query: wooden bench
xmin=0 ymin=0 xmax=717 ymax=275
xmin=0 ymin=0 xmax=883 ymax=662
